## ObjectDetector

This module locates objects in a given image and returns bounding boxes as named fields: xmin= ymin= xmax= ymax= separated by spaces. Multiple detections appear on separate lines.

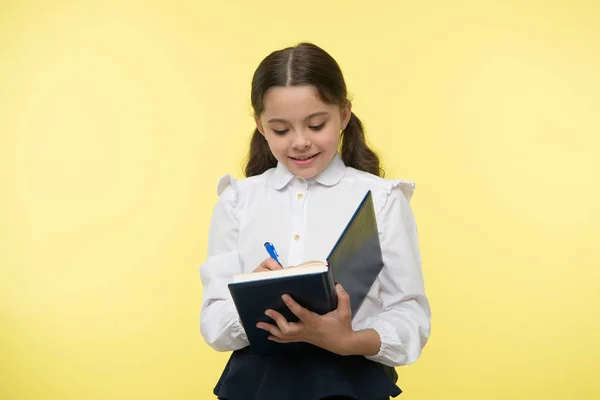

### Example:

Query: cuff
xmin=356 ymin=317 xmax=405 ymax=367
xmin=369 ymin=320 xmax=392 ymax=359
xmin=232 ymin=316 xmax=248 ymax=345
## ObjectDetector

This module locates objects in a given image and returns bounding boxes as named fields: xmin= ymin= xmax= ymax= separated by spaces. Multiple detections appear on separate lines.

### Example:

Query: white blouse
xmin=199 ymin=152 xmax=431 ymax=367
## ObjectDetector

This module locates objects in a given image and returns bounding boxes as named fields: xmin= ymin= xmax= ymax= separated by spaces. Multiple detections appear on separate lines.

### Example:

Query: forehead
xmin=261 ymin=85 xmax=335 ymax=119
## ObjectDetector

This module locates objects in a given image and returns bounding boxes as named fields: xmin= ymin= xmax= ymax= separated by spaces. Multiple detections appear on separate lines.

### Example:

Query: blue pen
xmin=264 ymin=242 xmax=282 ymax=266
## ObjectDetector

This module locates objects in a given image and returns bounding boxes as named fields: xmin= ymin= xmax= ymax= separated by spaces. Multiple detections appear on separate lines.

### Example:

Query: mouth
xmin=289 ymin=152 xmax=320 ymax=166
xmin=290 ymin=153 xmax=319 ymax=161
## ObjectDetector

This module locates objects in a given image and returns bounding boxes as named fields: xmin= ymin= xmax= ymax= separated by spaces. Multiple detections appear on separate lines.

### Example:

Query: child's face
xmin=255 ymin=85 xmax=351 ymax=179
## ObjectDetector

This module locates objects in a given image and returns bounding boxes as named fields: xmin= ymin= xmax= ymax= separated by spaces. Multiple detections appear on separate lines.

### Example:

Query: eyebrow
xmin=267 ymin=111 xmax=329 ymax=123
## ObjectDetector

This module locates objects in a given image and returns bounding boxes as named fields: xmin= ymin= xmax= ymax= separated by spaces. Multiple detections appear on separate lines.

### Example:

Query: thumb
xmin=335 ymin=284 xmax=351 ymax=315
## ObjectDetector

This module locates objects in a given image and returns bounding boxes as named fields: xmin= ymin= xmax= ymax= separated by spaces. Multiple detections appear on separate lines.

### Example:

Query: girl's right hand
xmin=253 ymin=258 xmax=283 ymax=272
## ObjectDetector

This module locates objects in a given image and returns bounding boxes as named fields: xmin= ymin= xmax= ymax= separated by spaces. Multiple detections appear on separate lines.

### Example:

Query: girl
xmin=200 ymin=42 xmax=431 ymax=400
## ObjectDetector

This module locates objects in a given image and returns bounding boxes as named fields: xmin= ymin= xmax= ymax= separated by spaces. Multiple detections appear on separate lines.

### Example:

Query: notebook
xmin=227 ymin=190 xmax=384 ymax=354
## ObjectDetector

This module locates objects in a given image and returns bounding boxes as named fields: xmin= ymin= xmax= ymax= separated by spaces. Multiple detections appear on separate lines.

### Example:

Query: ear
xmin=255 ymin=115 xmax=265 ymax=136
xmin=341 ymin=101 xmax=352 ymax=131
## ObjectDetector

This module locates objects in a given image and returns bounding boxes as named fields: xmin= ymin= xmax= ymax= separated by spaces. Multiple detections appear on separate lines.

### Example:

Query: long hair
xmin=245 ymin=42 xmax=383 ymax=178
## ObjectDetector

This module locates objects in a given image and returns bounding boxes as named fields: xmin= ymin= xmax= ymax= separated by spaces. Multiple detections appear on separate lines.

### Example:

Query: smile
xmin=289 ymin=153 xmax=320 ymax=167
xmin=290 ymin=154 xmax=319 ymax=161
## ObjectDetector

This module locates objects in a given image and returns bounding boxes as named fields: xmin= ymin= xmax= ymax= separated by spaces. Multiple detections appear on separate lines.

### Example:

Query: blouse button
xmin=294 ymin=234 xmax=300 ymax=240
xmin=298 ymin=178 xmax=304 ymax=183
xmin=297 ymin=193 xmax=304 ymax=199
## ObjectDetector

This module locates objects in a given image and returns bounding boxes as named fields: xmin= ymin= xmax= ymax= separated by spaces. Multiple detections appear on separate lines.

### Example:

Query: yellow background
xmin=1 ymin=0 xmax=599 ymax=399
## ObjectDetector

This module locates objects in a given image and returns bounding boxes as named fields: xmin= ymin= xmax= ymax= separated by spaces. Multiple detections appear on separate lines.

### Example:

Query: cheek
xmin=316 ymin=129 xmax=341 ymax=148
xmin=265 ymin=134 xmax=288 ymax=154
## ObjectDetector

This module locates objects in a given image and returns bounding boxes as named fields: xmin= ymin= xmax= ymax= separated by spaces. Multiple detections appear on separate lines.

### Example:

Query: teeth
xmin=293 ymin=154 xmax=315 ymax=160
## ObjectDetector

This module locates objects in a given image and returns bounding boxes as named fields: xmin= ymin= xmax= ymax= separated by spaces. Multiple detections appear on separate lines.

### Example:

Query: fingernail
xmin=336 ymin=284 xmax=344 ymax=292
xmin=264 ymin=310 xmax=270 ymax=317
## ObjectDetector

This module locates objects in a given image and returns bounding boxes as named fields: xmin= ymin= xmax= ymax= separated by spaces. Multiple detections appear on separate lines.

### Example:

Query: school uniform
xmin=200 ymin=152 xmax=431 ymax=399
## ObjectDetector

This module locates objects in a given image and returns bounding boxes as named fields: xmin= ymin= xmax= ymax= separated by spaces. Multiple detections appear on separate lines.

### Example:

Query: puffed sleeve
xmin=199 ymin=174 xmax=249 ymax=351
xmin=355 ymin=181 xmax=431 ymax=367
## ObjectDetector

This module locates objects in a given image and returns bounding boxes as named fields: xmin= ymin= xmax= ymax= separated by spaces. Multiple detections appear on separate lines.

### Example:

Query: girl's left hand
xmin=256 ymin=283 xmax=356 ymax=355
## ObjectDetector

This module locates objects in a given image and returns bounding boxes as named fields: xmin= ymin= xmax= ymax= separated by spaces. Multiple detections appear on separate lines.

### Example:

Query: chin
xmin=283 ymin=152 xmax=331 ymax=178
xmin=297 ymin=171 xmax=317 ymax=179
xmin=289 ymin=165 xmax=320 ymax=179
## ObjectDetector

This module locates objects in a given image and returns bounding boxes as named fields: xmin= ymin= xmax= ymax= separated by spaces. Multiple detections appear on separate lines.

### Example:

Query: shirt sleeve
xmin=199 ymin=175 xmax=249 ymax=352
xmin=355 ymin=182 xmax=431 ymax=367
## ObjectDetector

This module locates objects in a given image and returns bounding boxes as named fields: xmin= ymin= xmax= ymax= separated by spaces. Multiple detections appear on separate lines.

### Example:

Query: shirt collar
xmin=270 ymin=152 xmax=346 ymax=190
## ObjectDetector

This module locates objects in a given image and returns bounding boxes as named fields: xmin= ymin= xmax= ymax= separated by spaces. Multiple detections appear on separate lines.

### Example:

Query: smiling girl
xmin=199 ymin=42 xmax=431 ymax=400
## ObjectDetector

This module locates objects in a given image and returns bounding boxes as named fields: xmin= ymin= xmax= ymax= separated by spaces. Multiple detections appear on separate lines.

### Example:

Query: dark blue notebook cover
xmin=228 ymin=266 xmax=337 ymax=354
xmin=228 ymin=191 xmax=383 ymax=355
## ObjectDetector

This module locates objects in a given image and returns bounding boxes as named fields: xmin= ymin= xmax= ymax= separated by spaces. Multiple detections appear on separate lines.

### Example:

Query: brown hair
xmin=244 ymin=42 xmax=383 ymax=178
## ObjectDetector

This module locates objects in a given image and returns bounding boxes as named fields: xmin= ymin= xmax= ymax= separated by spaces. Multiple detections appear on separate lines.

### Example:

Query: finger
xmin=253 ymin=258 xmax=283 ymax=272
xmin=256 ymin=321 xmax=284 ymax=338
xmin=335 ymin=284 xmax=351 ymax=318
xmin=263 ymin=258 xmax=283 ymax=271
xmin=267 ymin=335 xmax=292 ymax=343
xmin=282 ymin=294 xmax=312 ymax=322
xmin=265 ymin=309 xmax=296 ymax=336
xmin=267 ymin=335 xmax=284 ymax=343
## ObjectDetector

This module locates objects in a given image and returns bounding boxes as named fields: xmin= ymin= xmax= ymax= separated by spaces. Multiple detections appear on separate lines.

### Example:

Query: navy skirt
xmin=213 ymin=346 xmax=402 ymax=400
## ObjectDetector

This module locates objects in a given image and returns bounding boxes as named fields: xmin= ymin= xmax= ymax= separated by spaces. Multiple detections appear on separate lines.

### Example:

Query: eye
xmin=273 ymin=128 xmax=289 ymax=135
xmin=309 ymin=122 xmax=325 ymax=131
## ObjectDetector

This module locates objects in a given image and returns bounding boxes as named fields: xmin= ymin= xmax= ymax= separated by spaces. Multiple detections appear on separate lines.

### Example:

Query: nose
xmin=291 ymin=130 xmax=311 ymax=150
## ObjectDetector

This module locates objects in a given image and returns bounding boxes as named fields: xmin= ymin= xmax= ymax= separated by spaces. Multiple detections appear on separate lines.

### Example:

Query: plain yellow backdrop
xmin=1 ymin=0 xmax=599 ymax=399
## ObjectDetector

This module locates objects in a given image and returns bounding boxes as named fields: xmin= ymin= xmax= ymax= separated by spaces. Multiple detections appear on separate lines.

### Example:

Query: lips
xmin=290 ymin=153 xmax=318 ymax=161
xmin=289 ymin=152 xmax=320 ymax=167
